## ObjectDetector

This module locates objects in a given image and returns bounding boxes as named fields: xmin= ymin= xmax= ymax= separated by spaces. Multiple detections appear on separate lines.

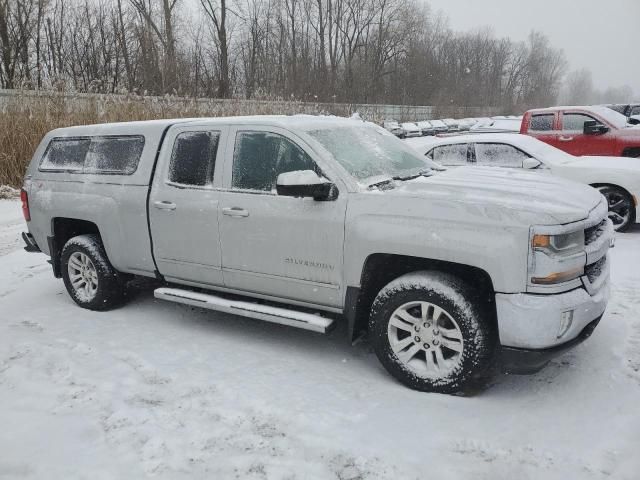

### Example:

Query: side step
xmin=154 ymin=287 xmax=335 ymax=334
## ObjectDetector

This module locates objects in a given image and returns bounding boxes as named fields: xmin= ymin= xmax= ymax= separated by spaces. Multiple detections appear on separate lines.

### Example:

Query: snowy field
xmin=1 ymin=198 xmax=639 ymax=479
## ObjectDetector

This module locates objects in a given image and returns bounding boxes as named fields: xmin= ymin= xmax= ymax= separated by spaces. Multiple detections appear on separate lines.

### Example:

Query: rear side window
xmin=85 ymin=136 xmax=145 ymax=174
xmin=169 ymin=131 xmax=220 ymax=187
xmin=40 ymin=136 xmax=145 ymax=174
xmin=40 ymin=138 xmax=91 ymax=172
xmin=431 ymin=144 xmax=469 ymax=166
xmin=530 ymin=114 xmax=555 ymax=131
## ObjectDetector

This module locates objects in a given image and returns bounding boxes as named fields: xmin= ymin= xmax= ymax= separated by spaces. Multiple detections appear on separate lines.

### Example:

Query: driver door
xmin=559 ymin=112 xmax=614 ymax=156
xmin=217 ymin=126 xmax=347 ymax=308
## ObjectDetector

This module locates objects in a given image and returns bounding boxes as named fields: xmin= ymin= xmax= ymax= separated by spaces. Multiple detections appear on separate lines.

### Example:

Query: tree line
xmin=0 ymin=0 xmax=582 ymax=111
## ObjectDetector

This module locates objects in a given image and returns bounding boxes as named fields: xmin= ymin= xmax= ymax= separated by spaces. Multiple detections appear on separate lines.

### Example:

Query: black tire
xmin=369 ymin=271 xmax=496 ymax=395
xmin=61 ymin=234 xmax=126 ymax=311
xmin=596 ymin=185 xmax=636 ymax=233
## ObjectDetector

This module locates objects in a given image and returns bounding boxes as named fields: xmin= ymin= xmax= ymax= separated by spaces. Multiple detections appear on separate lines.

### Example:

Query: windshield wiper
xmin=392 ymin=169 xmax=434 ymax=181
xmin=367 ymin=178 xmax=395 ymax=190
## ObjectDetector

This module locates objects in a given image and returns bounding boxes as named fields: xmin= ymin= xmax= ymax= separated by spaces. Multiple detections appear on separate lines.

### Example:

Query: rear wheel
xmin=596 ymin=185 xmax=635 ymax=232
xmin=369 ymin=271 xmax=496 ymax=395
xmin=61 ymin=234 xmax=126 ymax=310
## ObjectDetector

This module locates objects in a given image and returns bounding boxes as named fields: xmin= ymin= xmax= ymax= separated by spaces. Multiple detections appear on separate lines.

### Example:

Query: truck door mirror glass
xmin=276 ymin=170 xmax=338 ymax=201
xmin=583 ymin=121 xmax=609 ymax=135
xmin=522 ymin=158 xmax=542 ymax=169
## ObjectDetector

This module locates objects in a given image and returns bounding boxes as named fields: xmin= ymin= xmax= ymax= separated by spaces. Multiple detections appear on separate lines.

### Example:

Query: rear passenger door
xmin=527 ymin=113 xmax=561 ymax=149
xmin=149 ymin=126 xmax=227 ymax=286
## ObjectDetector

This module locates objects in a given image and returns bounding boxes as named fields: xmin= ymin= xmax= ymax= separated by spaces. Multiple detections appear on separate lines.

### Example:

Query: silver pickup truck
xmin=20 ymin=116 xmax=613 ymax=394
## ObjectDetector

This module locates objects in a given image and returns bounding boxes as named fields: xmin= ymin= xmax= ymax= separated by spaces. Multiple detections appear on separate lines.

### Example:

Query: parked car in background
xmin=400 ymin=122 xmax=422 ymax=137
xmin=421 ymin=133 xmax=640 ymax=231
xmin=442 ymin=118 xmax=461 ymax=132
xmin=604 ymin=103 xmax=640 ymax=119
xmin=415 ymin=121 xmax=435 ymax=136
xmin=457 ymin=118 xmax=477 ymax=131
xmin=383 ymin=120 xmax=406 ymax=138
xmin=429 ymin=119 xmax=449 ymax=133
xmin=471 ymin=117 xmax=521 ymax=133
xmin=521 ymin=106 xmax=640 ymax=158
xmin=22 ymin=116 xmax=612 ymax=394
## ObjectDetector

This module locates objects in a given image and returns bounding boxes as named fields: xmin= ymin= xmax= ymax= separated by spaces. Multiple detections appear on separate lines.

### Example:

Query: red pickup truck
xmin=521 ymin=106 xmax=640 ymax=158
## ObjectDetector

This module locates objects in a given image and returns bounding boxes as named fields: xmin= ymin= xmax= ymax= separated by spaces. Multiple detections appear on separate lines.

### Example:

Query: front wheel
xmin=61 ymin=234 xmax=126 ymax=311
xmin=369 ymin=271 xmax=496 ymax=394
xmin=597 ymin=185 xmax=635 ymax=232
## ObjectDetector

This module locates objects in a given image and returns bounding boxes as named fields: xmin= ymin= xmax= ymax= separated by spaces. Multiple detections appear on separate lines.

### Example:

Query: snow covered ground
xmin=1 ymin=198 xmax=639 ymax=479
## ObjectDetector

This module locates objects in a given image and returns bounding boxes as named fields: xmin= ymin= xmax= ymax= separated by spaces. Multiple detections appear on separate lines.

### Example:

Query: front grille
xmin=585 ymin=255 xmax=607 ymax=283
xmin=585 ymin=219 xmax=607 ymax=246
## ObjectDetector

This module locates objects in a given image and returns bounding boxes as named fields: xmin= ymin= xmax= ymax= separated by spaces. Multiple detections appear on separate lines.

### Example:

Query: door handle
xmin=222 ymin=207 xmax=250 ymax=217
xmin=559 ymin=136 xmax=574 ymax=142
xmin=153 ymin=200 xmax=177 ymax=211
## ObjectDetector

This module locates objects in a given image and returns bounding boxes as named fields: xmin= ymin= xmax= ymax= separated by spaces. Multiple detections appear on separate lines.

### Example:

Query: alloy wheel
xmin=387 ymin=301 xmax=464 ymax=379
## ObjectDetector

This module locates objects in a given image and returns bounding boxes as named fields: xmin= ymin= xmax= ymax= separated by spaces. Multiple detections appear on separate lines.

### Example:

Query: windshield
xmin=306 ymin=124 xmax=436 ymax=184
xmin=590 ymin=106 xmax=628 ymax=129
xmin=515 ymin=135 xmax=575 ymax=163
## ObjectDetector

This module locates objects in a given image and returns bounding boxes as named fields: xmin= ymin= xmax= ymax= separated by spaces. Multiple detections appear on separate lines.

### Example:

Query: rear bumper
xmin=501 ymin=316 xmax=602 ymax=374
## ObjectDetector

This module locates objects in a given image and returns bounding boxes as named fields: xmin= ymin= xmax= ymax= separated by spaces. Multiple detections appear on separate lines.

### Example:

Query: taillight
xmin=20 ymin=188 xmax=31 ymax=221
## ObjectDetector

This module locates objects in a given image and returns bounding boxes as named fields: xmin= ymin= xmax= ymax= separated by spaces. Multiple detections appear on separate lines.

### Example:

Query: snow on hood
xmin=391 ymin=166 xmax=602 ymax=225
xmin=573 ymin=156 xmax=640 ymax=172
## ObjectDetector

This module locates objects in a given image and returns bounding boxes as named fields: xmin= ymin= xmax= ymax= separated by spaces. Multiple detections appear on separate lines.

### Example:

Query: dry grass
xmin=0 ymin=91 xmax=331 ymax=188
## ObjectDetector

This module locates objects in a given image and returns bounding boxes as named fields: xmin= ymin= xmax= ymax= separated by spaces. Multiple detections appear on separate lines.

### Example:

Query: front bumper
xmin=495 ymin=248 xmax=609 ymax=374
xmin=495 ymin=276 xmax=609 ymax=351
xmin=500 ymin=316 xmax=602 ymax=374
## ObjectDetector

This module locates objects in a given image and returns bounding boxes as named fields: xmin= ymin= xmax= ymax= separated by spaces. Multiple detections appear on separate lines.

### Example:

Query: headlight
xmin=529 ymin=230 xmax=585 ymax=286
xmin=532 ymin=230 xmax=584 ymax=256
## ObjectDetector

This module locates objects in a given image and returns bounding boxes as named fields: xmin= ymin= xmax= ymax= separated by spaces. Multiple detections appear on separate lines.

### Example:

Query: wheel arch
xmin=49 ymin=218 xmax=101 ymax=278
xmin=590 ymin=183 xmax=637 ymax=231
xmin=345 ymin=253 xmax=497 ymax=342
xmin=621 ymin=147 xmax=640 ymax=158
xmin=590 ymin=183 xmax=637 ymax=211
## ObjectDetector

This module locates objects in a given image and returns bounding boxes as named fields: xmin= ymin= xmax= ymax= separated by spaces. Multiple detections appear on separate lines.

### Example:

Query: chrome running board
xmin=154 ymin=287 xmax=335 ymax=334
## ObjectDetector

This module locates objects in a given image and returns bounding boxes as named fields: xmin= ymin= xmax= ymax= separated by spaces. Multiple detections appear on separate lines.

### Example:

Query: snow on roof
xmin=48 ymin=115 xmax=366 ymax=137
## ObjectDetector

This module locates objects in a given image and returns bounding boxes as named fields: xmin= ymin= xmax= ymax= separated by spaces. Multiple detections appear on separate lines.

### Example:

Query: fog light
xmin=557 ymin=310 xmax=574 ymax=339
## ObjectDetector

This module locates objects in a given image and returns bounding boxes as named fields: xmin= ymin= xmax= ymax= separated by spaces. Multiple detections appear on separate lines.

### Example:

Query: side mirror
xmin=583 ymin=120 xmax=609 ymax=135
xmin=276 ymin=170 xmax=338 ymax=201
xmin=628 ymin=116 xmax=640 ymax=126
xmin=522 ymin=158 xmax=542 ymax=169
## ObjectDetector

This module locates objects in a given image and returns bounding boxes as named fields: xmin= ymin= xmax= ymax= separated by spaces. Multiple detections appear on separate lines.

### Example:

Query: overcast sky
xmin=426 ymin=0 xmax=640 ymax=96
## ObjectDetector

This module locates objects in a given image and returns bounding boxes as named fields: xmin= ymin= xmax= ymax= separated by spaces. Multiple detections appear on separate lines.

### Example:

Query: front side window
xmin=40 ymin=138 xmax=91 ymax=172
xmin=530 ymin=114 xmax=555 ymax=131
xmin=475 ymin=143 xmax=530 ymax=167
xmin=431 ymin=144 xmax=469 ymax=166
xmin=563 ymin=114 xmax=598 ymax=132
xmin=169 ymin=131 xmax=220 ymax=187
xmin=232 ymin=131 xmax=318 ymax=192
xmin=630 ymin=106 xmax=640 ymax=116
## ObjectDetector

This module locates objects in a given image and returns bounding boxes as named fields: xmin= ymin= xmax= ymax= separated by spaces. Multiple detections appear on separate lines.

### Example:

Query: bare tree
xmin=200 ymin=0 xmax=231 ymax=98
